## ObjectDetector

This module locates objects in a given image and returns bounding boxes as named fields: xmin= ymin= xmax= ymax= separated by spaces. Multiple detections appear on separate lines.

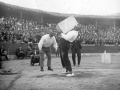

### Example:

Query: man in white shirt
xmin=38 ymin=30 xmax=58 ymax=71
xmin=59 ymin=25 xmax=79 ymax=76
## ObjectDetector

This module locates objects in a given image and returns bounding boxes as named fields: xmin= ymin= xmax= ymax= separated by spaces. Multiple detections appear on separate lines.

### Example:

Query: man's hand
xmin=58 ymin=33 xmax=62 ymax=38
xmin=61 ymin=33 xmax=66 ymax=38
xmin=39 ymin=50 xmax=43 ymax=54
xmin=54 ymin=47 xmax=57 ymax=53
xmin=55 ymin=48 xmax=58 ymax=53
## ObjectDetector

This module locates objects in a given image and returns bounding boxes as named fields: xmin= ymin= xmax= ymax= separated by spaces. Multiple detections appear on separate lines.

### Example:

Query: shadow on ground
xmin=35 ymin=71 xmax=101 ymax=79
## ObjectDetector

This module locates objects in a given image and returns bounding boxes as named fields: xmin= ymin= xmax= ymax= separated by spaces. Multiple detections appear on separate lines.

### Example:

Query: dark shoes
xmin=40 ymin=67 xmax=53 ymax=71
xmin=40 ymin=69 xmax=44 ymax=71
xmin=40 ymin=67 xmax=44 ymax=71
xmin=48 ymin=67 xmax=53 ymax=71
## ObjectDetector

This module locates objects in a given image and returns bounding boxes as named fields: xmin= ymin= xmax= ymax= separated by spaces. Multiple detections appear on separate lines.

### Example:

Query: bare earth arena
xmin=0 ymin=0 xmax=120 ymax=90
xmin=0 ymin=54 xmax=120 ymax=90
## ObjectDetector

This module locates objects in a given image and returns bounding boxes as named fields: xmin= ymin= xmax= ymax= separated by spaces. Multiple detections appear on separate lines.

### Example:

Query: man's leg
xmin=40 ymin=52 xmax=44 ymax=71
xmin=72 ymin=49 xmax=76 ymax=66
xmin=0 ymin=57 xmax=2 ymax=69
xmin=60 ymin=38 xmax=71 ymax=72
xmin=45 ymin=51 xmax=53 ymax=71
xmin=58 ymin=52 xmax=60 ymax=57
xmin=63 ymin=49 xmax=72 ymax=72
xmin=17 ymin=54 xmax=20 ymax=59
xmin=19 ymin=53 xmax=23 ymax=59
xmin=31 ymin=55 xmax=34 ymax=65
xmin=21 ymin=53 xmax=25 ymax=59
xmin=60 ymin=38 xmax=74 ymax=76
xmin=59 ymin=47 xmax=66 ymax=68
xmin=2 ymin=54 xmax=9 ymax=61
xmin=77 ymin=49 xmax=81 ymax=66
xmin=5 ymin=55 xmax=9 ymax=61
xmin=56 ymin=52 xmax=57 ymax=57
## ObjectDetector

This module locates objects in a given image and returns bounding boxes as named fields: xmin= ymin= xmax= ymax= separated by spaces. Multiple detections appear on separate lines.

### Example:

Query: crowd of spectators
xmin=0 ymin=16 xmax=57 ymax=44
xmin=79 ymin=24 xmax=120 ymax=45
xmin=0 ymin=16 xmax=120 ymax=45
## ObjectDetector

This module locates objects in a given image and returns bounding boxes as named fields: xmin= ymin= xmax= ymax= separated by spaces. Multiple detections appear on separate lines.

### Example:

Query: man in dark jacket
xmin=31 ymin=47 xmax=40 ymax=66
xmin=25 ymin=45 xmax=32 ymax=58
xmin=16 ymin=46 xmax=25 ymax=59
xmin=0 ymin=46 xmax=9 ymax=61
xmin=71 ymin=37 xmax=82 ymax=66
xmin=0 ymin=46 xmax=9 ymax=69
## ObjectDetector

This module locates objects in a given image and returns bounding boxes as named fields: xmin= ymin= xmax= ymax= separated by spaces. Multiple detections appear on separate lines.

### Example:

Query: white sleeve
xmin=61 ymin=32 xmax=73 ymax=41
xmin=38 ymin=37 xmax=44 ymax=50
xmin=53 ymin=37 xmax=58 ymax=50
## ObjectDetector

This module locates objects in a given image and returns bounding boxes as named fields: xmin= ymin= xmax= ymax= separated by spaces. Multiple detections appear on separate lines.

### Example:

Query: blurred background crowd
xmin=0 ymin=16 xmax=57 ymax=44
xmin=0 ymin=16 xmax=120 ymax=45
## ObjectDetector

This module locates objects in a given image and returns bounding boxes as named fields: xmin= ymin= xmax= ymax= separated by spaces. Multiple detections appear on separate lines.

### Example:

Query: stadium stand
xmin=0 ymin=1 xmax=120 ymax=57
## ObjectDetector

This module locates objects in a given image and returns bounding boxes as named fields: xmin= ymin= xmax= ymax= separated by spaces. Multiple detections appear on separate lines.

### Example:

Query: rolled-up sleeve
xmin=38 ymin=37 xmax=44 ymax=50
xmin=53 ymin=37 xmax=58 ymax=50
xmin=61 ymin=32 xmax=73 ymax=41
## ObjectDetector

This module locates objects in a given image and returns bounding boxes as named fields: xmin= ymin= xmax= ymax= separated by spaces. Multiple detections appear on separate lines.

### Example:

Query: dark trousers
xmin=55 ymin=48 xmax=60 ymax=57
xmin=60 ymin=38 xmax=72 ymax=72
xmin=16 ymin=53 xmax=25 ymax=59
xmin=1 ymin=54 xmax=9 ymax=60
xmin=0 ymin=57 xmax=2 ymax=69
xmin=40 ymin=47 xmax=51 ymax=67
xmin=72 ymin=48 xmax=81 ymax=65
xmin=59 ymin=45 xmax=65 ymax=68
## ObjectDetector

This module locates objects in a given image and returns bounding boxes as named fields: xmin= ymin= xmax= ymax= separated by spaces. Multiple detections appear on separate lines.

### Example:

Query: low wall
xmin=0 ymin=42 xmax=28 ymax=55
xmin=0 ymin=42 xmax=120 ymax=55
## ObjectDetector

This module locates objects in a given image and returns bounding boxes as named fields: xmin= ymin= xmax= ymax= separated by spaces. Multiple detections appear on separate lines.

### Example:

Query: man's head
xmin=27 ymin=45 xmax=30 ymax=48
xmin=1 ymin=46 xmax=3 ymax=48
xmin=73 ymin=24 xmax=81 ymax=31
xmin=56 ymin=25 xmax=62 ymax=33
xmin=48 ymin=29 xmax=54 ymax=37
xmin=56 ymin=25 xmax=62 ymax=36
xmin=19 ymin=47 xmax=22 ymax=49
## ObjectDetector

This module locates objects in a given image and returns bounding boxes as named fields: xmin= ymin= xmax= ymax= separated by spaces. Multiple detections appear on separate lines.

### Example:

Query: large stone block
xmin=102 ymin=52 xmax=111 ymax=63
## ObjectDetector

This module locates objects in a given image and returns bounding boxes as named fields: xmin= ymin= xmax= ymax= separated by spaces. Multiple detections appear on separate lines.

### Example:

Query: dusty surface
xmin=0 ymin=54 xmax=120 ymax=90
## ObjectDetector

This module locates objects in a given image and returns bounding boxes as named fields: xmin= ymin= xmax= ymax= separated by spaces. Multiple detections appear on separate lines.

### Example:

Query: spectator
xmin=30 ymin=46 xmax=40 ymax=65
xmin=55 ymin=39 xmax=60 ymax=57
xmin=25 ymin=45 xmax=32 ymax=58
xmin=71 ymin=37 xmax=82 ymax=66
xmin=0 ymin=46 xmax=9 ymax=61
xmin=0 ymin=16 xmax=120 ymax=46
xmin=15 ymin=46 xmax=25 ymax=59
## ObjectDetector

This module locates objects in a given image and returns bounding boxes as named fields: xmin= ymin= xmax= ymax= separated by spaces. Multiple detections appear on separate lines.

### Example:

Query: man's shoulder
xmin=42 ymin=34 xmax=49 ymax=37
xmin=68 ymin=30 xmax=78 ymax=34
xmin=52 ymin=36 xmax=56 ymax=38
xmin=41 ymin=34 xmax=49 ymax=39
xmin=71 ymin=30 xmax=78 ymax=33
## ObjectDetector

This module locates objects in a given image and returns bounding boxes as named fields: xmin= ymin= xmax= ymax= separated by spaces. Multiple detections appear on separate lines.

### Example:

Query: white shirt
xmin=38 ymin=34 xmax=58 ymax=50
xmin=61 ymin=30 xmax=78 ymax=42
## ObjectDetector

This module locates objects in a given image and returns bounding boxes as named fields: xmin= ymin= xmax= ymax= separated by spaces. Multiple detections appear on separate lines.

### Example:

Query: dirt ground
xmin=0 ymin=54 xmax=120 ymax=90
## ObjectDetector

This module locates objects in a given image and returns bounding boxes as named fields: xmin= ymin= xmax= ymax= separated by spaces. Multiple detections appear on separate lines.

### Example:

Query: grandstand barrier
xmin=0 ymin=42 xmax=120 ymax=55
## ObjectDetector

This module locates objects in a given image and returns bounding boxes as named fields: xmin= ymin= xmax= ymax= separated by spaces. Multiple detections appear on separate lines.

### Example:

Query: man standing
xmin=59 ymin=26 xmax=79 ymax=76
xmin=0 ymin=46 xmax=9 ymax=61
xmin=38 ymin=30 xmax=58 ymax=71
xmin=71 ymin=37 xmax=82 ymax=66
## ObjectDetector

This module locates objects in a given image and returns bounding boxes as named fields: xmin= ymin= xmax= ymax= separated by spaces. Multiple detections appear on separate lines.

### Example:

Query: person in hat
xmin=57 ymin=25 xmax=79 ymax=77
xmin=0 ymin=46 xmax=9 ymax=61
xmin=71 ymin=35 xmax=83 ymax=66
xmin=15 ymin=46 xmax=25 ymax=59
xmin=38 ymin=30 xmax=58 ymax=71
